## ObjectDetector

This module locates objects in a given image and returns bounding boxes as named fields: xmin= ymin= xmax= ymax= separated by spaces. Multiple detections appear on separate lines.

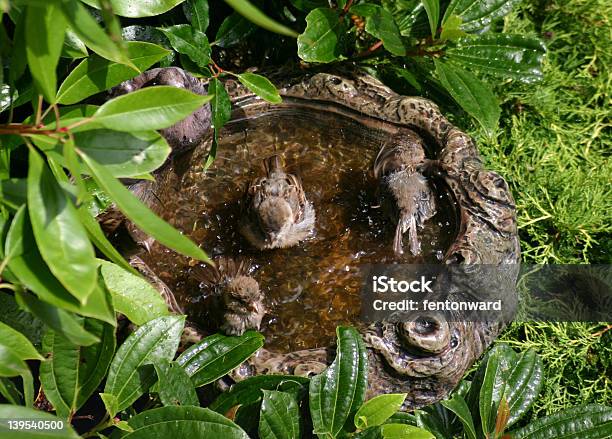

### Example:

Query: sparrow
xmin=373 ymin=132 xmax=436 ymax=256
xmin=240 ymin=155 xmax=315 ymax=250
xmin=191 ymin=257 xmax=265 ymax=336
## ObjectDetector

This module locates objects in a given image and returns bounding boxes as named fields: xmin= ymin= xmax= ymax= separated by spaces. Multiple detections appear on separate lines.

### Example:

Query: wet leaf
xmin=421 ymin=0 xmax=439 ymax=38
xmin=439 ymin=15 xmax=467 ymax=41
xmin=381 ymin=424 xmax=435 ymax=438
xmin=440 ymin=394 xmax=476 ymax=439
xmin=434 ymin=59 xmax=500 ymax=134
xmin=442 ymin=0 xmax=521 ymax=33
xmin=177 ymin=331 xmax=264 ymax=387
xmin=79 ymin=152 xmax=209 ymax=262
xmin=224 ymin=0 xmax=298 ymax=38
xmin=81 ymin=0 xmax=187 ymax=18
xmin=184 ymin=0 xmax=209 ymax=32
xmin=309 ymin=326 xmax=368 ymax=437
xmin=154 ymin=360 xmax=199 ymax=407
xmin=259 ymin=390 xmax=301 ymax=439
xmin=105 ymin=315 xmax=185 ymax=412
xmin=237 ymin=73 xmax=281 ymax=104
xmin=158 ymin=24 xmax=211 ymax=70
xmin=27 ymin=149 xmax=98 ymax=304
xmin=447 ymin=34 xmax=546 ymax=83
xmin=94 ymin=85 xmax=211 ymax=131
xmin=354 ymin=393 xmax=407 ymax=429
xmin=25 ymin=4 xmax=66 ymax=102
xmin=350 ymin=4 xmax=405 ymax=56
xmin=0 ymin=321 xmax=43 ymax=361
xmin=507 ymin=404 xmax=612 ymax=439
xmin=505 ymin=349 xmax=543 ymax=427
xmin=125 ymin=406 xmax=249 ymax=438
xmin=210 ymin=375 xmax=309 ymax=414
xmin=57 ymin=42 xmax=170 ymax=104
xmin=297 ymin=8 xmax=347 ymax=63
xmin=100 ymin=260 xmax=170 ymax=325
xmin=209 ymin=78 xmax=232 ymax=130
xmin=0 ymin=405 xmax=80 ymax=437
xmin=215 ymin=12 xmax=257 ymax=48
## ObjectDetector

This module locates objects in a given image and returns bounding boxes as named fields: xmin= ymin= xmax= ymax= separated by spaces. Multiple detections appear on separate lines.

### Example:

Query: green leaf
xmin=100 ymin=260 xmax=170 ymax=325
xmin=215 ymin=12 xmax=257 ymax=48
xmin=77 ymin=320 xmax=116 ymax=407
xmin=81 ymin=0 xmax=188 ymax=18
xmin=0 ymin=405 xmax=80 ymax=438
xmin=259 ymin=390 xmax=301 ymax=439
xmin=446 ymin=34 xmax=546 ymax=83
xmin=57 ymin=42 xmax=170 ymax=104
xmin=62 ymin=29 xmax=88 ymax=59
xmin=505 ymin=349 xmax=543 ymax=427
xmin=309 ymin=326 xmax=368 ymax=437
xmin=381 ymin=424 xmax=435 ymax=439
xmin=508 ymin=404 xmax=612 ymax=439
xmin=421 ymin=0 xmax=440 ymax=38
xmin=104 ymin=315 xmax=185 ymax=412
xmin=209 ymin=78 xmax=231 ymax=130
xmin=61 ymin=0 xmax=131 ymax=67
xmin=184 ymin=0 xmax=209 ymax=32
xmin=5 ymin=207 xmax=115 ymax=324
xmin=349 ymin=4 xmax=405 ymax=56
xmin=0 ymin=344 xmax=29 ymax=377
xmin=158 ymin=25 xmax=211 ymax=70
xmin=0 ymin=321 xmax=43 ymax=361
xmin=298 ymin=8 xmax=346 ymax=63
xmin=224 ymin=0 xmax=298 ymax=38
xmin=440 ymin=395 xmax=476 ymax=439
xmin=17 ymin=291 xmax=100 ymax=346
xmin=434 ymin=59 xmax=500 ymax=134
xmin=237 ymin=73 xmax=281 ymax=104
xmin=479 ymin=347 xmax=511 ymax=436
xmin=125 ymin=406 xmax=248 ymax=438
xmin=78 ymin=152 xmax=210 ymax=262
xmin=354 ymin=394 xmax=407 ymax=429
xmin=100 ymin=392 xmax=119 ymax=417
xmin=0 ymin=377 xmax=23 ymax=405
xmin=177 ymin=331 xmax=264 ymax=387
xmin=442 ymin=0 xmax=521 ymax=32
xmin=210 ymin=375 xmax=309 ymax=414
xmin=439 ymin=15 xmax=467 ymax=41
xmin=93 ymin=85 xmax=211 ymax=131
xmin=25 ymin=4 xmax=66 ymax=102
xmin=27 ymin=148 xmax=98 ymax=303
xmin=153 ymin=360 xmax=199 ymax=407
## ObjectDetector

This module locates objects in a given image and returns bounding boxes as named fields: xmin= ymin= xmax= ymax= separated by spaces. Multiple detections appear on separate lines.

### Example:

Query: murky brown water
xmin=137 ymin=106 xmax=457 ymax=352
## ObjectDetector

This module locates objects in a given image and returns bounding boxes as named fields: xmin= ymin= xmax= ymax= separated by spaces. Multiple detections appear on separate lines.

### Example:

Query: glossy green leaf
xmin=177 ymin=331 xmax=264 ymax=387
xmin=505 ymin=349 xmax=543 ymax=427
xmin=93 ymin=85 xmax=211 ymax=131
xmin=100 ymin=392 xmax=119 ymax=418
xmin=381 ymin=423 xmax=435 ymax=439
xmin=434 ymin=59 xmax=500 ymax=134
xmin=0 ymin=291 xmax=43 ymax=347
xmin=440 ymin=394 xmax=476 ymax=439
xmin=17 ymin=292 xmax=100 ymax=346
xmin=27 ymin=149 xmax=98 ymax=303
xmin=297 ymin=8 xmax=346 ymax=63
xmin=184 ymin=0 xmax=209 ymax=32
xmin=0 ymin=321 xmax=43 ymax=361
xmin=439 ymin=15 xmax=467 ymax=41
xmin=259 ymin=390 xmax=301 ymax=439
xmin=215 ymin=12 xmax=257 ymax=48
xmin=104 ymin=315 xmax=185 ymax=412
xmin=508 ymin=404 xmax=612 ymax=439
xmin=447 ymin=34 xmax=546 ymax=83
xmin=0 ymin=377 xmax=23 ymax=405
xmin=61 ymin=0 xmax=131 ymax=67
xmin=78 ymin=320 xmax=116 ymax=407
xmin=158 ymin=24 xmax=211 ymax=69
xmin=237 ymin=73 xmax=281 ymax=104
xmin=354 ymin=394 xmax=407 ymax=429
xmin=78 ymin=151 xmax=210 ymax=262
xmin=349 ymin=4 xmax=405 ymax=56
xmin=62 ymin=29 xmax=89 ymax=59
xmin=0 ymin=344 xmax=29 ymax=377
xmin=442 ymin=0 xmax=521 ymax=32
xmin=387 ymin=412 xmax=418 ymax=426
xmin=0 ymin=405 xmax=80 ymax=438
xmin=309 ymin=326 xmax=368 ymax=437
xmin=353 ymin=426 xmax=382 ymax=439
xmin=210 ymin=375 xmax=309 ymax=414
xmin=100 ymin=260 xmax=170 ymax=325
xmin=125 ymin=406 xmax=249 ymax=438
xmin=5 ymin=207 xmax=115 ymax=324
xmin=224 ymin=0 xmax=298 ymax=37
xmin=25 ymin=4 xmax=66 ymax=102
xmin=416 ymin=403 xmax=456 ymax=439
xmin=153 ymin=360 xmax=199 ymax=407
xmin=57 ymin=42 xmax=170 ymax=104
xmin=209 ymin=78 xmax=231 ymax=130
xmin=81 ymin=0 xmax=187 ymax=18
xmin=421 ymin=0 xmax=440 ymax=38
xmin=479 ymin=346 xmax=512 ymax=436
xmin=9 ymin=10 xmax=27 ymax=84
